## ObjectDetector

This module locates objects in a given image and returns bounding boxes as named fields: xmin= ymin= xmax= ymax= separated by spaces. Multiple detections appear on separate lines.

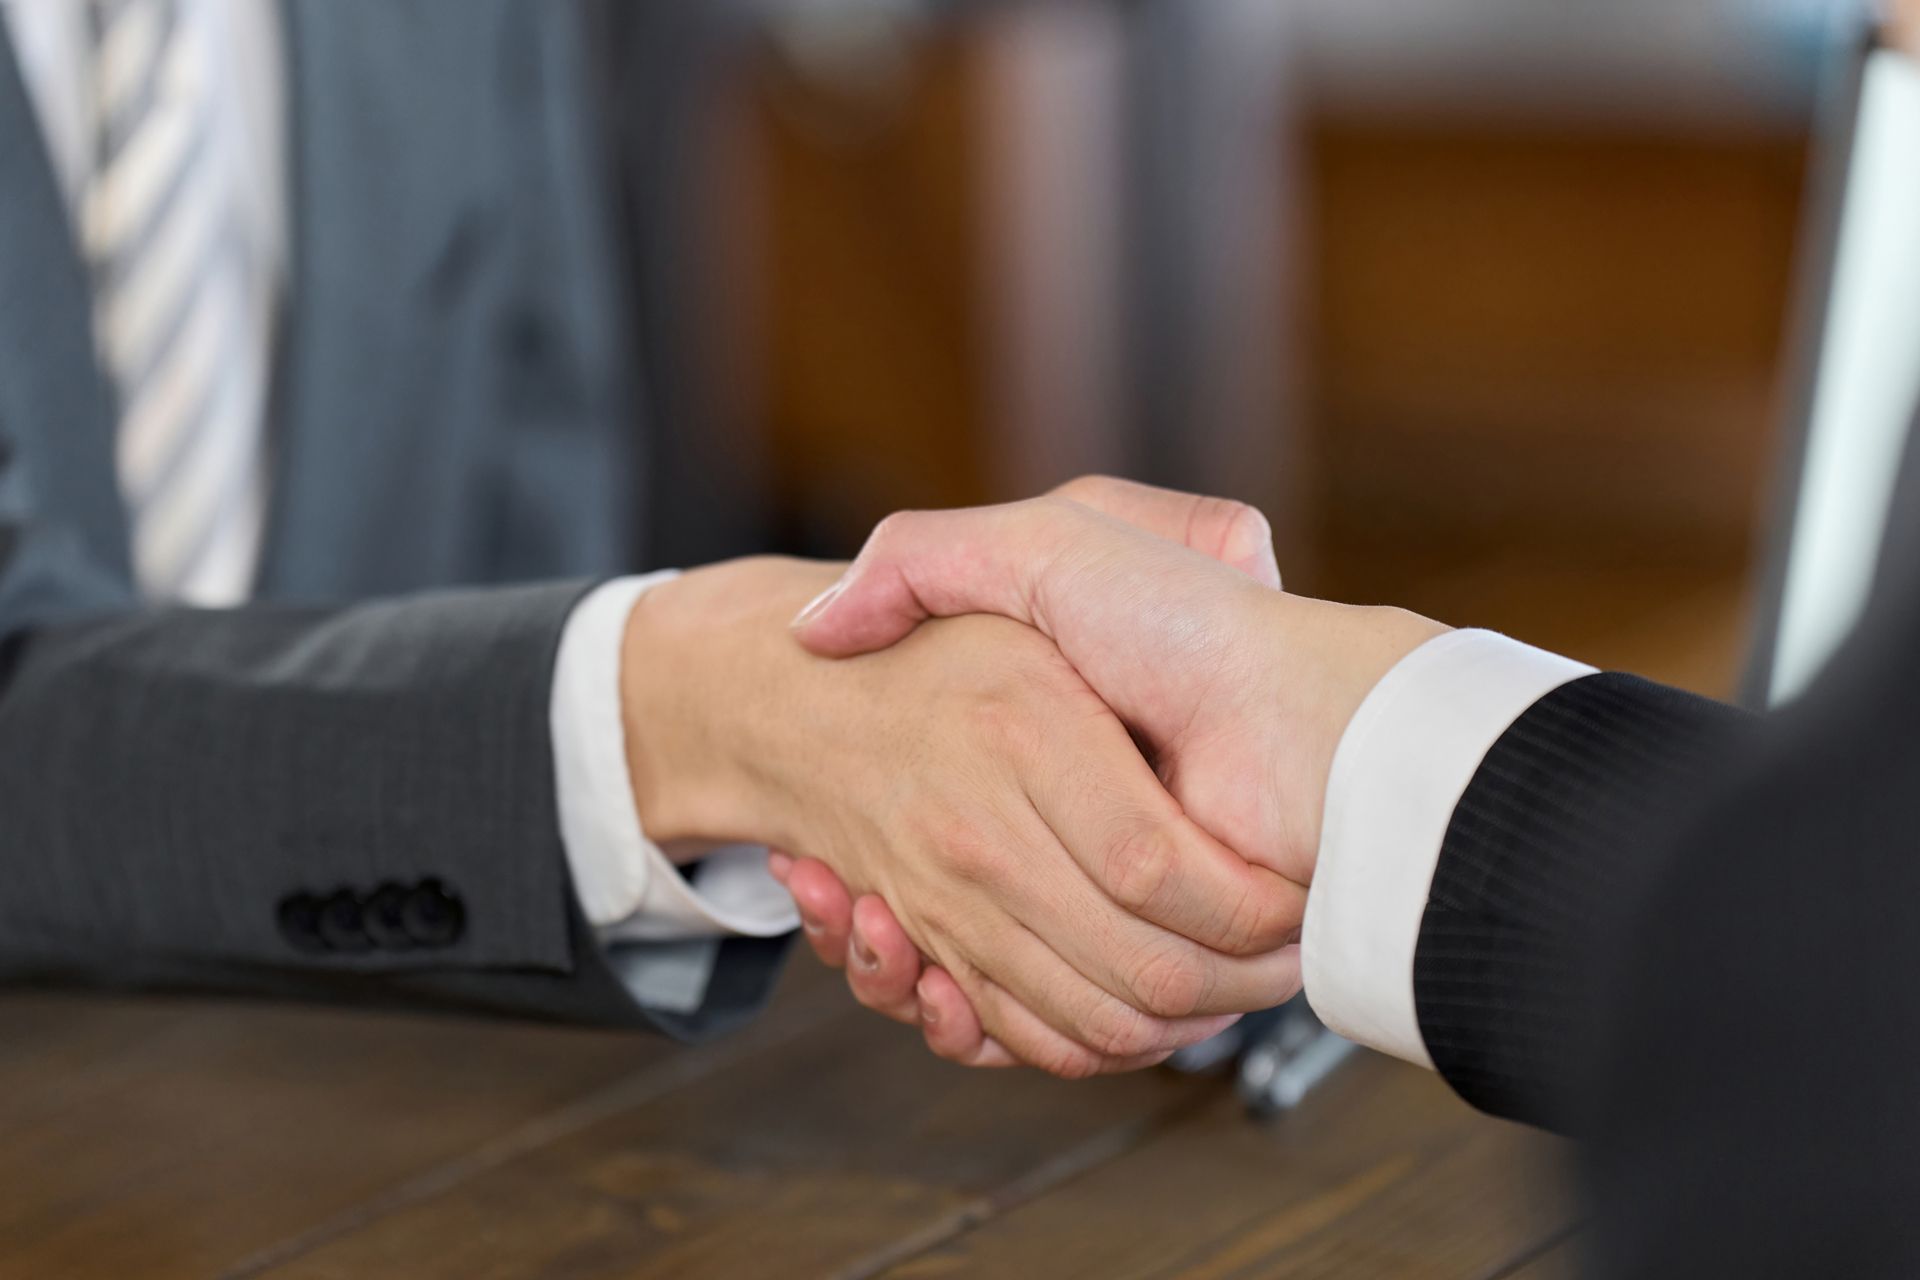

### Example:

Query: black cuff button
xmin=401 ymin=878 xmax=465 ymax=948
xmin=317 ymin=889 xmax=373 ymax=953
xmin=363 ymin=882 xmax=415 ymax=950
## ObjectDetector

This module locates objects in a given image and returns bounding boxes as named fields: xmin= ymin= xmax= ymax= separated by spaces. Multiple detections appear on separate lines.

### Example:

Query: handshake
xmin=621 ymin=478 xmax=1445 ymax=1078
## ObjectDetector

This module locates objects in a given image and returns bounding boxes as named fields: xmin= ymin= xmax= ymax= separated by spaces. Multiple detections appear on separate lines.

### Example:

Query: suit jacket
xmin=0 ymin=0 xmax=784 ymax=1037
xmin=1408 ymin=410 xmax=1920 ymax=1275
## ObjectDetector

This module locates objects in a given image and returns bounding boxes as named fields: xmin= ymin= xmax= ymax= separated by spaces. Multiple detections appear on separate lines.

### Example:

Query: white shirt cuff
xmin=1302 ymin=629 xmax=1595 ymax=1068
xmin=550 ymin=574 xmax=800 ymax=944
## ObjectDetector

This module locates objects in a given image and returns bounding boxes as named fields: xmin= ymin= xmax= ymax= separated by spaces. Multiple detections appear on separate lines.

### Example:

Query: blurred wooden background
xmin=740 ymin=7 xmax=1811 ymax=691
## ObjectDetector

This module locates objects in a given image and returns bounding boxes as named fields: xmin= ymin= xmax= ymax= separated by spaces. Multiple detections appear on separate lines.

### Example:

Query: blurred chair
xmin=738 ymin=0 xmax=1315 ymax=566
xmin=590 ymin=0 xmax=778 ymax=567
xmin=1119 ymin=0 xmax=1311 ymax=569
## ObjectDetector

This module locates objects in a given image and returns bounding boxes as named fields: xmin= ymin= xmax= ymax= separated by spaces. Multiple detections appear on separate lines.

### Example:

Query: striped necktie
xmin=82 ymin=0 xmax=264 ymax=605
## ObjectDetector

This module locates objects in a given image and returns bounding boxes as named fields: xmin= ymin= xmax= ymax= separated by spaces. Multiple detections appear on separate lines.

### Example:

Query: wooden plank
xmin=875 ymin=1052 xmax=1572 ymax=1280
xmin=0 ymin=965 xmax=842 ymax=1280
xmin=248 ymin=1000 xmax=1219 ymax=1280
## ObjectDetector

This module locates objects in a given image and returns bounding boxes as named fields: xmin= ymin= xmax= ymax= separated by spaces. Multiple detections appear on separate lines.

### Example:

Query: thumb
xmin=792 ymin=479 xmax=1277 ymax=658
xmin=1050 ymin=476 xmax=1280 ymax=590
xmin=791 ymin=502 xmax=1052 ymax=658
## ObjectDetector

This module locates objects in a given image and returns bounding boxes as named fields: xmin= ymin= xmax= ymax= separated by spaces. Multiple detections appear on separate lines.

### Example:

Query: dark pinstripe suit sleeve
xmin=1412 ymin=673 xmax=1756 ymax=1129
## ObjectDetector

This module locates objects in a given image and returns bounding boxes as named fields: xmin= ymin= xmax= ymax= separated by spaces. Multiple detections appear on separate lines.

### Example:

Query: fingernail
xmin=803 ymin=919 xmax=825 ymax=939
xmin=851 ymin=929 xmax=878 ymax=971
xmin=789 ymin=579 xmax=846 ymax=630
xmin=920 ymin=1000 xmax=939 ymax=1027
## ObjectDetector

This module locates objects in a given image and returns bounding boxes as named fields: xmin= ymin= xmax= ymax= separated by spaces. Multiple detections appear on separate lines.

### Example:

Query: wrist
xmin=1259 ymin=593 xmax=1450 ymax=856
xmin=1309 ymin=602 xmax=1452 ymax=738
xmin=619 ymin=557 xmax=845 ymax=848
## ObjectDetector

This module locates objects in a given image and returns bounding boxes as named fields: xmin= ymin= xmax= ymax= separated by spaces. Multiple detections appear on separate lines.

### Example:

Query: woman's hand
xmin=620 ymin=556 xmax=1306 ymax=1077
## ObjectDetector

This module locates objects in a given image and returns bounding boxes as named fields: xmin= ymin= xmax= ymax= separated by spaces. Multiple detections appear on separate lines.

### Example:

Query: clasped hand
xmin=764 ymin=477 xmax=1441 ymax=1075
xmin=623 ymin=478 xmax=1438 ymax=1077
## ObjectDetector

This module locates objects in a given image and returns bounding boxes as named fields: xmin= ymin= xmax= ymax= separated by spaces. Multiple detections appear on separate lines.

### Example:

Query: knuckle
xmin=1197 ymin=496 xmax=1273 ymax=565
xmin=1129 ymin=945 xmax=1210 ymax=1020
xmin=962 ymin=692 xmax=1054 ymax=772
xmin=1215 ymin=899 xmax=1267 ymax=959
xmin=1213 ymin=502 xmax=1274 ymax=579
xmin=1218 ymin=873 xmax=1303 ymax=957
xmin=1102 ymin=820 xmax=1180 ymax=916
xmin=1037 ymin=1044 xmax=1105 ymax=1081
xmin=921 ymin=810 xmax=985 ymax=866
xmin=930 ymin=819 xmax=1005 ymax=886
xmin=959 ymin=688 xmax=1027 ymax=748
xmin=1219 ymin=497 xmax=1271 ymax=542
xmin=864 ymin=509 xmax=922 ymax=554
xmin=1082 ymin=1000 xmax=1166 ymax=1060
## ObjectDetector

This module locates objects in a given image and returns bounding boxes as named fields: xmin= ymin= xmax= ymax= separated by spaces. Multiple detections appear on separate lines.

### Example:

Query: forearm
xmin=1246 ymin=592 xmax=1454 ymax=856
xmin=0 ymin=583 xmax=590 ymax=980
xmin=1415 ymin=671 xmax=1757 ymax=1127
xmin=1295 ymin=619 xmax=1757 ymax=1130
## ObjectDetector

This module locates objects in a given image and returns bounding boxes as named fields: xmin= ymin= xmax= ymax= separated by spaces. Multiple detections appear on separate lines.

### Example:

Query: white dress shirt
xmin=1302 ymin=629 xmax=1595 ymax=1068
xmin=2 ymin=1 xmax=796 ymax=1006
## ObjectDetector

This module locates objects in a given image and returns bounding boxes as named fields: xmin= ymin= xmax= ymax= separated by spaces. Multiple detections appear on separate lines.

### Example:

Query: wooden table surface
xmin=1 ymin=558 xmax=1753 ymax=1280
xmin=0 ymin=961 xmax=1573 ymax=1280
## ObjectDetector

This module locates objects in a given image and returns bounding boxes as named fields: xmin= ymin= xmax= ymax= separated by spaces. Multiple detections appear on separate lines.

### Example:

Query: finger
xmin=792 ymin=482 xmax=1276 ymax=658
xmin=1049 ymin=475 xmax=1281 ymax=590
xmin=916 ymin=966 xmax=1014 ymax=1067
xmin=784 ymin=856 xmax=855 ymax=968
xmin=1010 ymin=814 xmax=1302 ymax=1017
xmin=846 ymin=895 xmax=925 ymax=1024
xmin=936 ymin=918 xmax=1235 ymax=1073
xmin=973 ymin=1037 xmax=1017 ymax=1067
xmin=790 ymin=503 xmax=1043 ymax=657
xmin=1024 ymin=710 xmax=1306 ymax=963
xmin=1266 ymin=944 xmax=1305 ymax=1006
xmin=946 ymin=950 xmax=1204 ymax=1079
xmin=767 ymin=849 xmax=794 ymax=883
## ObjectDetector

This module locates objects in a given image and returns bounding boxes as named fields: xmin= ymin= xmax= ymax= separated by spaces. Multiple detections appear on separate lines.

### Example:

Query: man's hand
xmin=621 ymin=556 xmax=1306 ymax=1077
xmin=780 ymin=479 xmax=1448 ymax=1068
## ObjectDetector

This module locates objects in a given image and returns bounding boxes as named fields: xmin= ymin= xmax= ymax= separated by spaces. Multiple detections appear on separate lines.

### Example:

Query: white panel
xmin=1771 ymin=49 xmax=1920 ymax=703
